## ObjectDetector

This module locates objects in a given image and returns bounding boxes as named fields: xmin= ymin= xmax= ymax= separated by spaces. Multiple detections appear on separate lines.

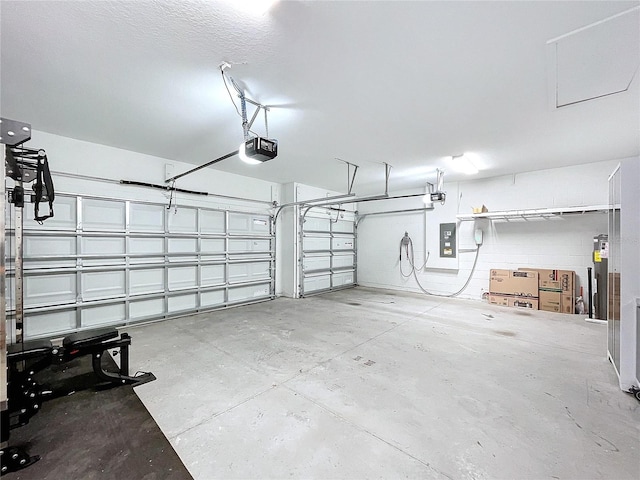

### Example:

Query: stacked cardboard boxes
xmin=488 ymin=269 xmax=539 ymax=309
xmin=520 ymin=269 xmax=575 ymax=314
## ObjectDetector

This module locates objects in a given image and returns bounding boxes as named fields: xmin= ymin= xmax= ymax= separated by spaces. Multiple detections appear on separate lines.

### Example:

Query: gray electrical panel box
xmin=440 ymin=222 xmax=456 ymax=258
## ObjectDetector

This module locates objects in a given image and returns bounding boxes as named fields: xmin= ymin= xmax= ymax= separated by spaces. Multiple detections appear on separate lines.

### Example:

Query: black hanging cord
xmin=399 ymin=233 xmax=480 ymax=297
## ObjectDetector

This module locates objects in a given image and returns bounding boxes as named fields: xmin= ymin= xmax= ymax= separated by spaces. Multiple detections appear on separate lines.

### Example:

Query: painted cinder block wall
xmin=356 ymin=159 xmax=629 ymax=309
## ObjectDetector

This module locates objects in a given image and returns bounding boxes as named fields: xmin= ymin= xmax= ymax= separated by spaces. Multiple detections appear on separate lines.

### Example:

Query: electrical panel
xmin=439 ymin=223 xmax=456 ymax=258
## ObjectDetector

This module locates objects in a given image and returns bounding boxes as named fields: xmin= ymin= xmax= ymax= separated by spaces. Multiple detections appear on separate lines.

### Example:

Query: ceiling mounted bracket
xmin=229 ymin=76 xmax=270 ymax=141
xmin=384 ymin=162 xmax=392 ymax=196
xmin=336 ymin=158 xmax=359 ymax=195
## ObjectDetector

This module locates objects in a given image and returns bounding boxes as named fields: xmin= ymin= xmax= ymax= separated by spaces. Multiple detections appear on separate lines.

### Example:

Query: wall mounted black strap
xmin=34 ymin=153 xmax=55 ymax=223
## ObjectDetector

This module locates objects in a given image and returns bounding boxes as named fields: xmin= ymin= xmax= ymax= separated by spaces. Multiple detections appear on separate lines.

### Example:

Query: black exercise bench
xmin=7 ymin=327 xmax=155 ymax=429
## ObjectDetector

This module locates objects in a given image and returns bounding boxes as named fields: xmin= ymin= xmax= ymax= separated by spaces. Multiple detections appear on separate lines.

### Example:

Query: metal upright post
xmin=1 ymin=142 xmax=8 ymax=450
xmin=14 ymin=182 xmax=24 ymax=343
xmin=0 ymin=117 xmax=43 ymax=472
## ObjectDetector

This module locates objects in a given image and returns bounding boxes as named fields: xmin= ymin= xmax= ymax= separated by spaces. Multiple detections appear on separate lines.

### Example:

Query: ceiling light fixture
xmin=452 ymin=154 xmax=479 ymax=175
xmin=238 ymin=141 xmax=261 ymax=165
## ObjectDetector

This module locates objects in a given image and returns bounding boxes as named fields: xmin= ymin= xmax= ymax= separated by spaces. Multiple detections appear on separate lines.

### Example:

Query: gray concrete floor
xmin=126 ymin=287 xmax=639 ymax=480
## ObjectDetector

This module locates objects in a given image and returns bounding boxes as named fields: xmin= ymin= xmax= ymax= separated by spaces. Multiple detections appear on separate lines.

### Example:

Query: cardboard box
xmin=539 ymin=290 xmax=562 ymax=313
xmin=608 ymin=272 xmax=620 ymax=295
xmin=561 ymin=294 xmax=575 ymax=314
xmin=472 ymin=205 xmax=488 ymax=214
xmin=489 ymin=269 xmax=538 ymax=297
xmin=520 ymin=268 xmax=575 ymax=294
xmin=489 ymin=294 xmax=539 ymax=310
xmin=608 ymin=299 xmax=620 ymax=320
xmin=607 ymin=272 xmax=620 ymax=319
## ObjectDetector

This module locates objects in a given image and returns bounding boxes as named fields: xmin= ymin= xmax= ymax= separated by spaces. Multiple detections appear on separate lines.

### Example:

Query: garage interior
xmin=1 ymin=1 xmax=639 ymax=479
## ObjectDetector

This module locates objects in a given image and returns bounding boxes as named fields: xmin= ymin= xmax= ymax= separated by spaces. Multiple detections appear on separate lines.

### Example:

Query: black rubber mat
xmin=4 ymin=354 xmax=192 ymax=480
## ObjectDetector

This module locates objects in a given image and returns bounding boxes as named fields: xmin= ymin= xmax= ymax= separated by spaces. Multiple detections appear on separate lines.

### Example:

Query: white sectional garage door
xmin=6 ymin=194 xmax=274 ymax=340
xmin=300 ymin=209 xmax=356 ymax=296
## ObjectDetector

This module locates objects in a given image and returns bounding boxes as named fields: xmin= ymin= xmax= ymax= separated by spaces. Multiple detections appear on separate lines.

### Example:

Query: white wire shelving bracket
xmin=456 ymin=204 xmax=610 ymax=221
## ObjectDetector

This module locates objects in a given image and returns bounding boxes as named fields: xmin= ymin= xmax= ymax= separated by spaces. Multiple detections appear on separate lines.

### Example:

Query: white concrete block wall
xmin=357 ymin=159 xmax=625 ymax=306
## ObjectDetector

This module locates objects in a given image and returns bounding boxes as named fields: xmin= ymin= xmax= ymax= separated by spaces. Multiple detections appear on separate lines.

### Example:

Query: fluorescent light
xmin=238 ymin=142 xmax=261 ymax=165
xmin=452 ymin=154 xmax=478 ymax=175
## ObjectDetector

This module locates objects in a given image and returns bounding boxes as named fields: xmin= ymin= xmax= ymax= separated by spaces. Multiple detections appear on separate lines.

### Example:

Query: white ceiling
xmin=1 ymin=1 xmax=639 ymax=194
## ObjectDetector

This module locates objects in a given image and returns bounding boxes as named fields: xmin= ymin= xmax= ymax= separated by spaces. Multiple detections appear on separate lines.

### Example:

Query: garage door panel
xmin=24 ymin=310 xmax=77 ymax=337
xmin=24 ymin=273 xmax=76 ymax=307
xmin=228 ymin=238 xmax=271 ymax=255
xmin=168 ymin=266 xmax=198 ymax=290
xmin=81 ymin=303 xmax=126 ymax=327
xmin=130 ymin=237 xmax=164 ymax=255
xmin=228 ymin=283 xmax=270 ymax=303
xmin=303 ymin=275 xmax=331 ymax=293
xmin=82 ymin=236 xmax=125 ymax=255
xmin=303 ymin=255 xmax=331 ymax=272
xmin=303 ymin=236 xmax=331 ymax=251
xmin=201 ymin=238 xmax=225 ymax=254
xmin=130 ymin=298 xmax=164 ymax=319
xmin=332 ymin=236 xmax=355 ymax=251
xmin=23 ymin=235 xmax=76 ymax=269
xmin=168 ymin=208 xmax=197 ymax=233
xmin=201 ymin=264 xmax=225 ymax=286
xmin=168 ymin=293 xmax=197 ymax=313
xmin=201 ymin=289 xmax=225 ymax=308
xmin=333 ymin=219 xmax=354 ymax=234
xmin=333 ymin=254 xmax=355 ymax=269
xmin=82 ymin=270 xmax=126 ymax=300
xmin=229 ymin=262 xmax=270 ymax=283
xmin=228 ymin=213 xmax=270 ymax=235
xmin=200 ymin=210 xmax=225 ymax=234
xmin=168 ymin=238 xmax=197 ymax=254
xmin=130 ymin=203 xmax=165 ymax=232
xmin=130 ymin=268 xmax=164 ymax=295
xmin=333 ymin=271 xmax=355 ymax=287
xmin=303 ymin=216 xmax=331 ymax=232
xmin=25 ymin=195 xmax=77 ymax=231
xmin=82 ymin=199 xmax=125 ymax=231
xmin=25 ymin=235 xmax=76 ymax=257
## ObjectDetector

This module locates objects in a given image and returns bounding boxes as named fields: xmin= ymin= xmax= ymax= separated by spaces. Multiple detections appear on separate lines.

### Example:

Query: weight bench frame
xmin=64 ymin=330 xmax=156 ymax=386
xmin=8 ymin=328 xmax=155 ymax=388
